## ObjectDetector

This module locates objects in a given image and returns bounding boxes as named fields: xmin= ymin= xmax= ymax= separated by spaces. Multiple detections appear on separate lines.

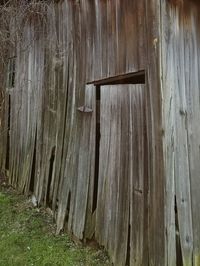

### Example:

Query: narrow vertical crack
xmin=30 ymin=129 xmax=37 ymax=192
xmin=92 ymin=85 xmax=101 ymax=213
xmin=175 ymin=196 xmax=183 ymax=266
xmin=47 ymin=146 xmax=56 ymax=207
xmin=5 ymin=95 xmax=11 ymax=171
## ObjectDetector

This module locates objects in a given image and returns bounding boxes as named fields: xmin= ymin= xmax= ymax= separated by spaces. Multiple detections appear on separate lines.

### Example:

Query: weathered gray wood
xmin=83 ymin=0 xmax=146 ymax=82
xmin=161 ymin=3 xmax=177 ymax=266
xmin=129 ymin=85 xmax=148 ymax=266
xmin=7 ymin=18 xmax=45 ymax=194
xmin=72 ymin=85 xmax=96 ymax=239
xmin=145 ymin=1 xmax=166 ymax=265
xmin=185 ymin=9 xmax=200 ymax=265
xmin=161 ymin=2 xmax=200 ymax=266
xmin=96 ymin=85 xmax=129 ymax=266
xmin=0 ymin=2 xmax=153 ymax=265
xmin=95 ymin=84 xmax=148 ymax=266
xmin=3 ymin=1 xmax=200 ymax=266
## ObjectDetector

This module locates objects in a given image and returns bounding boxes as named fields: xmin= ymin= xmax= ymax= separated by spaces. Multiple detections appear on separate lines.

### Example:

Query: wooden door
xmin=95 ymin=84 xmax=148 ymax=266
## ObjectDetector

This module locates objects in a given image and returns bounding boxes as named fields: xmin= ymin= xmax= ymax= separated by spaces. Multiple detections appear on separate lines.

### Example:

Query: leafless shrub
xmin=0 ymin=0 xmax=52 ymax=68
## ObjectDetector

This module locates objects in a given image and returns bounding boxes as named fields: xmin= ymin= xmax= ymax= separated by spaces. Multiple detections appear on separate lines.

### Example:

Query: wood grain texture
xmin=129 ymin=86 xmax=148 ymax=266
xmin=95 ymin=84 xmax=148 ymax=266
xmin=4 ymin=0 xmax=200 ymax=265
xmin=161 ymin=1 xmax=200 ymax=265
xmin=0 ymin=1 xmax=152 ymax=265
xmin=145 ymin=0 xmax=166 ymax=265
xmin=81 ymin=0 xmax=146 ymax=82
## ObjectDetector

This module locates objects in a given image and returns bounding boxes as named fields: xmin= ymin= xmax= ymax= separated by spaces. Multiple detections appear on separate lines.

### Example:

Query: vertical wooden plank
xmin=174 ymin=31 xmax=194 ymax=265
xmin=161 ymin=2 xmax=200 ymax=265
xmin=160 ymin=3 xmax=177 ymax=265
xmin=129 ymin=85 xmax=148 ymax=266
xmin=145 ymin=0 xmax=166 ymax=265
xmin=184 ymin=8 xmax=200 ymax=266
xmin=72 ymin=84 xmax=96 ymax=239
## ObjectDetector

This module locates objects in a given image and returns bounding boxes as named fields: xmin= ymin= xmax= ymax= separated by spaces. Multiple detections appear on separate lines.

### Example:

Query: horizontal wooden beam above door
xmin=87 ymin=70 xmax=145 ymax=86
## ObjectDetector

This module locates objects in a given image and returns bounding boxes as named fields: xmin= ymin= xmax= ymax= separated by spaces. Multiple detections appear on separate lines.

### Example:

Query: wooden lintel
xmin=86 ymin=70 xmax=145 ymax=86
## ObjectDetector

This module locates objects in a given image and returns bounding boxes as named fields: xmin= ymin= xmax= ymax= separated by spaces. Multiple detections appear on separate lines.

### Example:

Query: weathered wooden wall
xmin=0 ymin=0 xmax=169 ymax=265
xmin=0 ymin=58 xmax=8 ymax=171
xmin=161 ymin=1 xmax=200 ymax=265
xmin=81 ymin=0 xmax=146 ymax=81
xmin=95 ymin=84 xmax=148 ymax=266
xmin=0 ymin=12 xmax=9 ymax=172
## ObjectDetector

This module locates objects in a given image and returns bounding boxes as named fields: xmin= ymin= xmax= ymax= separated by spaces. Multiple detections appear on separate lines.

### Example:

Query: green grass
xmin=0 ymin=190 xmax=111 ymax=266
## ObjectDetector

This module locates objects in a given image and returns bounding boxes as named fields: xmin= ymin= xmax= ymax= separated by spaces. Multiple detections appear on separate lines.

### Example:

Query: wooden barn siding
xmin=145 ymin=1 xmax=166 ymax=265
xmin=80 ymin=0 xmax=146 ymax=81
xmin=8 ymin=17 xmax=46 ymax=192
xmin=0 ymin=56 xmax=8 ymax=171
xmin=161 ymin=1 xmax=200 ymax=265
xmin=95 ymin=84 xmax=148 ymax=266
xmin=0 ymin=14 xmax=8 ymax=171
xmin=0 ymin=0 xmax=168 ymax=265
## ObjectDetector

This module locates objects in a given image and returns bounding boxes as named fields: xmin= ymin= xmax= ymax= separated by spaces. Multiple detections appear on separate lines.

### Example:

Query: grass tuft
xmin=0 ymin=189 xmax=111 ymax=266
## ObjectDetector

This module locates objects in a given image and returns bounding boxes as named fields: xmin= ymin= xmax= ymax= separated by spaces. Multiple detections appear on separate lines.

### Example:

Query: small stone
xmin=31 ymin=195 xmax=38 ymax=207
